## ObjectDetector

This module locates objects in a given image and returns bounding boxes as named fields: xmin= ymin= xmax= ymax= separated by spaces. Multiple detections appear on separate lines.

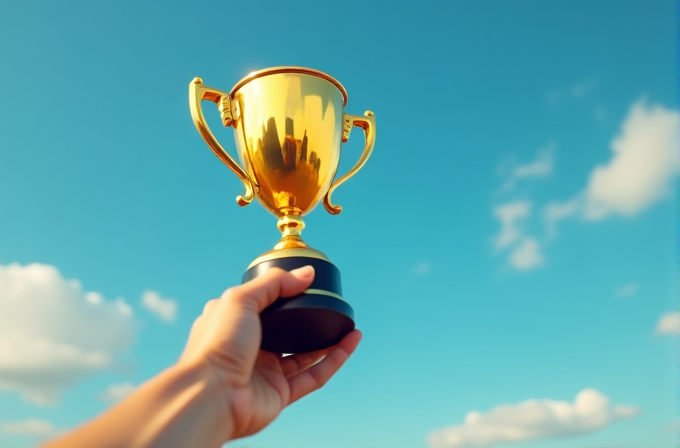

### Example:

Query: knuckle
xmin=224 ymin=287 xmax=258 ymax=311
xmin=264 ymin=267 xmax=286 ymax=280
xmin=202 ymin=299 xmax=219 ymax=315
xmin=221 ymin=287 xmax=240 ymax=301
xmin=189 ymin=316 xmax=204 ymax=332
xmin=310 ymin=367 xmax=329 ymax=388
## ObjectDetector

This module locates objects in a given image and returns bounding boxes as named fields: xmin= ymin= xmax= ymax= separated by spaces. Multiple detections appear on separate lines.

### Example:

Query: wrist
xmin=41 ymin=361 xmax=235 ymax=448
xmin=153 ymin=361 xmax=234 ymax=446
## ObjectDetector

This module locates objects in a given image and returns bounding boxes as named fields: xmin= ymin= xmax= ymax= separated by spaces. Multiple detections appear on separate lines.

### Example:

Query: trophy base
xmin=242 ymin=250 xmax=355 ymax=354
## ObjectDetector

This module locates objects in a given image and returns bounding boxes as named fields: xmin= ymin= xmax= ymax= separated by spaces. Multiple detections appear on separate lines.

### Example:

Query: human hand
xmin=178 ymin=266 xmax=362 ymax=441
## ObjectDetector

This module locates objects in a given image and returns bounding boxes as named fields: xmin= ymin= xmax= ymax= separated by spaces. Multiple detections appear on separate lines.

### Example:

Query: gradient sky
xmin=0 ymin=1 xmax=678 ymax=448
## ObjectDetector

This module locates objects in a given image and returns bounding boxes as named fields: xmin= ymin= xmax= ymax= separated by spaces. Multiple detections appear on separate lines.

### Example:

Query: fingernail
xmin=291 ymin=265 xmax=314 ymax=279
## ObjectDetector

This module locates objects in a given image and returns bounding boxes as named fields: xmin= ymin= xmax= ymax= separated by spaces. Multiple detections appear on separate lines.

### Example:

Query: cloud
xmin=428 ymin=389 xmax=639 ymax=448
xmin=99 ymin=382 xmax=136 ymax=403
xmin=141 ymin=290 xmax=177 ymax=322
xmin=615 ymin=284 xmax=638 ymax=298
xmin=543 ymin=196 xmax=581 ymax=237
xmin=545 ymin=100 xmax=680 ymax=230
xmin=494 ymin=100 xmax=678 ymax=271
xmin=493 ymin=202 xmax=531 ymax=250
xmin=656 ymin=311 xmax=680 ymax=335
xmin=545 ymin=79 xmax=597 ymax=106
xmin=593 ymin=105 xmax=608 ymax=123
xmin=499 ymin=147 xmax=554 ymax=193
xmin=411 ymin=262 xmax=431 ymax=275
xmin=0 ymin=263 xmax=137 ymax=405
xmin=492 ymin=202 xmax=544 ymax=272
xmin=508 ymin=238 xmax=544 ymax=271
xmin=491 ymin=149 xmax=552 ymax=273
xmin=1 ymin=419 xmax=58 ymax=438
xmin=571 ymin=79 xmax=598 ymax=98
xmin=583 ymin=100 xmax=680 ymax=220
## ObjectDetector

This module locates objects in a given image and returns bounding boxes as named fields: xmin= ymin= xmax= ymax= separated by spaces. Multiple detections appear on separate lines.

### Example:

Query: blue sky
xmin=0 ymin=1 xmax=678 ymax=448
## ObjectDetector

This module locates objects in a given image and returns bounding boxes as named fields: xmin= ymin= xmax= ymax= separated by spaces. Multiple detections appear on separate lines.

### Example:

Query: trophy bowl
xmin=189 ymin=67 xmax=375 ymax=353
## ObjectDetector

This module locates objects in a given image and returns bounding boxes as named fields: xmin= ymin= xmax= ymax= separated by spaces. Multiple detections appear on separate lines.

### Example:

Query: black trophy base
xmin=242 ymin=254 xmax=354 ymax=354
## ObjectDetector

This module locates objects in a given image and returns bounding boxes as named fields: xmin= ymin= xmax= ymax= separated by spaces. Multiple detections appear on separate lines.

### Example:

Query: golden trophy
xmin=189 ymin=67 xmax=375 ymax=353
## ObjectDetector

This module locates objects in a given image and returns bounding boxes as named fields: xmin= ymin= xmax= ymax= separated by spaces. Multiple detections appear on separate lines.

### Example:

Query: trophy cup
xmin=189 ymin=67 xmax=375 ymax=353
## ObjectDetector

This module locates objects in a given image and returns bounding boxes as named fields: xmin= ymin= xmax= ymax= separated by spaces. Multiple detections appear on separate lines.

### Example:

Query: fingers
xmin=221 ymin=266 xmax=315 ymax=314
xmin=287 ymin=330 xmax=362 ymax=405
xmin=193 ymin=267 xmax=316 ymax=381
xmin=279 ymin=347 xmax=333 ymax=378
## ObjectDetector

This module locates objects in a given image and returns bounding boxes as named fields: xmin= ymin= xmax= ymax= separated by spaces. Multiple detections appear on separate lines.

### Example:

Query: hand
xmin=41 ymin=266 xmax=360 ymax=448
xmin=178 ymin=266 xmax=362 ymax=441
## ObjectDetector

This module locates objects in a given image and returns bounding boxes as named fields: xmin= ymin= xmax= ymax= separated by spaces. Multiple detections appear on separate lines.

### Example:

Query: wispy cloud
xmin=543 ymin=196 xmax=581 ymax=237
xmin=571 ymin=79 xmax=598 ymax=98
xmin=411 ymin=262 xmax=431 ymax=275
xmin=593 ymin=104 xmax=608 ymax=123
xmin=0 ymin=263 xmax=137 ymax=405
xmin=493 ymin=201 xmax=532 ymax=251
xmin=492 ymin=99 xmax=679 ymax=272
xmin=498 ymin=146 xmax=554 ymax=194
xmin=615 ymin=284 xmax=638 ymax=298
xmin=544 ymin=99 xmax=680 ymax=231
xmin=491 ymin=199 xmax=545 ymax=273
xmin=656 ymin=311 xmax=680 ymax=335
xmin=141 ymin=290 xmax=177 ymax=323
xmin=491 ymin=147 xmax=555 ymax=272
xmin=508 ymin=238 xmax=544 ymax=271
xmin=1 ymin=418 xmax=59 ymax=439
xmin=428 ymin=389 xmax=638 ymax=448
xmin=546 ymin=78 xmax=598 ymax=106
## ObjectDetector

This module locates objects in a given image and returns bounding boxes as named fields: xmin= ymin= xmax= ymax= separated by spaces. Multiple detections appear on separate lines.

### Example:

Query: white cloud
xmin=499 ymin=147 xmax=554 ymax=193
xmin=583 ymin=100 xmax=680 ymax=220
xmin=494 ymin=100 xmax=678 ymax=271
xmin=543 ymin=196 xmax=581 ymax=237
xmin=656 ymin=311 xmax=680 ymax=335
xmin=615 ymin=284 xmax=638 ymax=298
xmin=508 ymin=238 xmax=544 ymax=271
xmin=0 ymin=263 xmax=136 ymax=405
xmin=141 ymin=290 xmax=177 ymax=322
xmin=542 ymin=100 xmax=679 ymax=234
xmin=512 ymin=149 xmax=554 ymax=179
xmin=1 ymin=419 xmax=58 ymax=438
xmin=492 ymin=150 xmax=552 ymax=273
xmin=492 ymin=203 xmax=544 ymax=272
xmin=428 ymin=389 xmax=639 ymax=448
xmin=100 ymin=382 xmax=136 ymax=403
xmin=493 ymin=202 xmax=531 ymax=250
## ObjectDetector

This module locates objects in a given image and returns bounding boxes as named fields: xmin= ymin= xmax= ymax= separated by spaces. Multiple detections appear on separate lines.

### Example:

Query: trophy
xmin=189 ymin=67 xmax=375 ymax=353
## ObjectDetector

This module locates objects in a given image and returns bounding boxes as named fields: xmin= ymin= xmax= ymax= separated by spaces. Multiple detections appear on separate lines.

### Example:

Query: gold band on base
xmin=304 ymin=288 xmax=345 ymax=302
xmin=247 ymin=247 xmax=331 ymax=269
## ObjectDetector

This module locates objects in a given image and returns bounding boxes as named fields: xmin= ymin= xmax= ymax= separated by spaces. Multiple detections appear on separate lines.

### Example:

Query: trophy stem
xmin=274 ymin=212 xmax=309 ymax=250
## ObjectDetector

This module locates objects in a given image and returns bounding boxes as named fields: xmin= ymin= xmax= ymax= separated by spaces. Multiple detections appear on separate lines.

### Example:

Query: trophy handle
xmin=323 ymin=111 xmax=376 ymax=215
xmin=189 ymin=77 xmax=257 ymax=206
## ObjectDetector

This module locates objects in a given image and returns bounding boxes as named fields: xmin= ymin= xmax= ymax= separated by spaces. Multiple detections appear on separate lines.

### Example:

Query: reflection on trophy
xmin=189 ymin=67 xmax=376 ymax=353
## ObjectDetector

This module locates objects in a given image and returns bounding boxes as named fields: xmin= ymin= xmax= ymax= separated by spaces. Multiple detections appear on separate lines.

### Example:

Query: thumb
xmin=222 ymin=266 xmax=315 ymax=313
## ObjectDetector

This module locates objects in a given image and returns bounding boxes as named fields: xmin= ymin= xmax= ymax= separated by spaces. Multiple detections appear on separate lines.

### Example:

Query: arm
xmin=43 ymin=266 xmax=362 ymax=448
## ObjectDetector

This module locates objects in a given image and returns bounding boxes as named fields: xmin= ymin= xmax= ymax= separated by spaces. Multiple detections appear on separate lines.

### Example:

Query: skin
xmin=43 ymin=266 xmax=362 ymax=448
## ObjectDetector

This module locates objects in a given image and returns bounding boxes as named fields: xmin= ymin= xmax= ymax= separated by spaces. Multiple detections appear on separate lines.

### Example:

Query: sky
xmin=0 ymin=1 xmax=678 ymax=448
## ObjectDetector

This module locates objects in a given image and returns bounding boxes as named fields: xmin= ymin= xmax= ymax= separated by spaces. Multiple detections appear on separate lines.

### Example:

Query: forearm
xmin=43 ymin=363 xmax=232 ymax=448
